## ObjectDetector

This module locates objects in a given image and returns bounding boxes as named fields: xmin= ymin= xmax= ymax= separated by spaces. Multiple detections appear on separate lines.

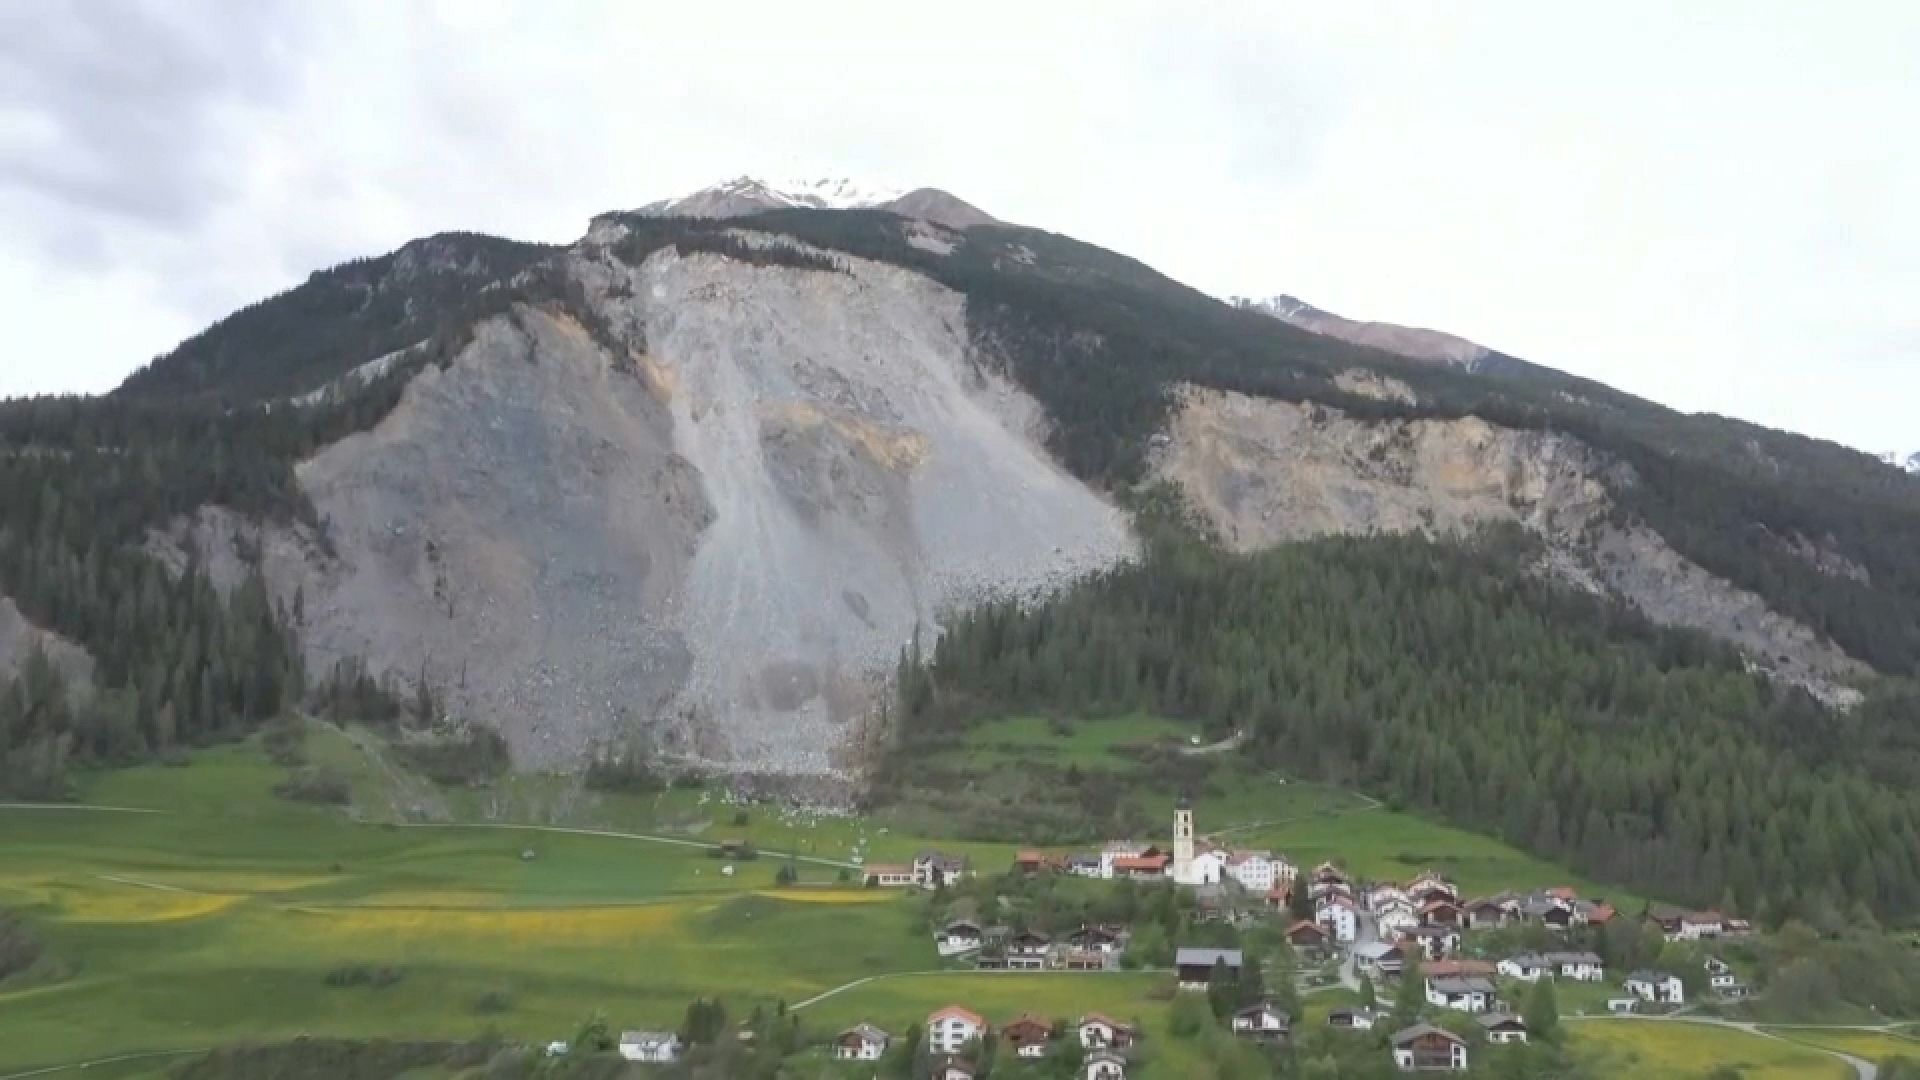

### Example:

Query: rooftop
xmin=1175 ymin=947 xmax=1244 ymax=967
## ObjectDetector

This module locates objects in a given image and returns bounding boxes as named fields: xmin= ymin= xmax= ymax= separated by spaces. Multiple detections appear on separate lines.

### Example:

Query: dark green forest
xmin=893 ymin=525 xmax=1920 ymax=923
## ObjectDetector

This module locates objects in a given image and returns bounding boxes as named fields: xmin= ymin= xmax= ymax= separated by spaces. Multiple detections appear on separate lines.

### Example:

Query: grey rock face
xmin=1156 ymin=385 xmax=1866 ymax=705
xmin=163 ymin=238 xmax=1135 ymax=775
xmin=0 ymin=595 xmax=93 ymax=694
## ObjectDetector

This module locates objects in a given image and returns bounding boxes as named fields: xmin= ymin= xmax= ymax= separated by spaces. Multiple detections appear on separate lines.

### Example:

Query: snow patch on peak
xmin=638 ymin=175 xmax=904 ymax=217
xmin=1876 ymin=450 xmax=1920 ymax=474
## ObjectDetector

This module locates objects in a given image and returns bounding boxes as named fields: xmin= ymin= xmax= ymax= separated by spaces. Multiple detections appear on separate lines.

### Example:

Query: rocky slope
xmin=0 ymin=595 xmax=93 ymax=693
xmin=1156 ymin=385 xmax=1867 ymax=703
xmin=156 ymin=232 xmax=1132 ymax=773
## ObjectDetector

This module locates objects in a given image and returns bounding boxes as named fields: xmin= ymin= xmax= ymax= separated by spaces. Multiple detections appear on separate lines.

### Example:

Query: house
xmin=1418 ymin=899 xmax=1463 ymax=927
xmin=1407 ymin=872 xmax=1458 ymax=903
xmin=1724 ymin=918 xmax=1755 ymax=936
xmin=1007 ymin=930 xmax=1052 ymax=970
xmin=937 ymin=920 xmax=983 ymax=956
xmin=864 ymin=863 xmax=916 ymax=888
xmin=1476 ymin=1013 xmax=1528 ymax=1045
xmin=1013 ymin=849 xmax=1047 ymax=875
xmin=1423 ymin=959 xmax=1496 ymax=979
xmin=1406 ymin=925 xmax=1462 ymax=960
xmin=1317 ymin=895 xmax=1359 ymax=943
xmin=1286 ymin=920 xmax=1329 ymax=950
xmin=1084 ymin=1049 xmax=1127 ymax=1080
xmin=1425 ymin=975 xmax=1497 ymax=1013
xmin=1066 ymin=854 xmax=1103 ymax=878
xmin=1099 ymin=842 xmax=1146 ymax=879
xmin=835 ymin=1024 xmax=890 ymax=1061
xmin=1679 ymin=911 xmax=1726 ymax=940
xmin=1575 ymin=900 xmax=1617 ymax=926
xmin=1607 ymin=997 xmax=1639 ymax=1014
xmin=1518 ymin=893 xmax=1573 ymax=928
xmin=1377 ymin=907 xmax=1421 ymax=939
xmin=1313 ymin=861 xmax=1348 ymax=885
xmin=1001 ymin=1014 xmax=1053 ymax=1058
xmin=1175 ymin=947 xmax=1243 ymax=989
xmin=1076 ymin=1014 xmax=1136 ymax=1050
xmin=1368 ymin=883 xmax=1411 ymax=909
xmin=1064 ymin=950 xmax=1107 ymax=971
xmin=1112 ymin=851 xmax=1171 ymax=879
xmin=1065 ymin=925 xmax=1123 ymax=953
xmin=544 ymin=1041 xmax=570 ymax=1057
xmin=927 ymin=1005 xmax=988 ymax=1055
xmin=1265 ymin=885 xmax=1291 ymax=911
xmin=1355 ymin=940 xmax=1405 ymax=977
xmin=1624 ymin=971 xmax=1685 ymax=1006
xmin=915 ymin=851 xmax=969 ymax=890
xmin=1328 ymin=1006 xmax=1378 ymax=1030
xmin=1232 ymin=1002 xmax=1291 ymax=1041
xmin=1464 ymin=897 xmax=1514 ymax=929
xmin=1392 ymin=1024 xmax=1468 ymax=1071
xmin=618 ymin=1031 xmax=682 ymax=1063
xmin=1225 ymin=850 xmax=1282 ymax=893
xmin=1703 ymin=956 xmax=1731 ymax=977
xmin=1310 ymin=878 xmax=1354 ymax=902
xmin=1710 ymin=971 xmax=1738 ymax=991
xmin=1545 ymin=951 xmax=1605 ymax=982
xmin=1497 ymin=953 xmax=1550 ymax=982
xmin=933 ymin=1056 xmax=977 ymax=1080
xmin=1645 ymin=904 xmax=1687 ymax=938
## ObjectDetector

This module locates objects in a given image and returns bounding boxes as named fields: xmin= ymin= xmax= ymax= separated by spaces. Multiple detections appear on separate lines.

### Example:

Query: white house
xmin=927 ymin=1005 xmax=988 ymax=1055
xmin=1076 ymin=1014 xmax=1135 ymax=1050
xmin=1084 ymin=1049 xmax=1127 ymax=1080
xmin=1710 ymin=972 xmax=1739 ymax=991
xmin=1392 ymin=1024 xmax=1468 ymax=1072
xmin=864 ymin=863 xmax=917 ymax=888
xmin=543 ymin=1041 xmax=569 ymax=1058
xmin=1355 ymin=941 xmax=1406 ymax=977
xmin=1231 ymin=1002 xmax=1290 ymax=1039
xmin=1678 ymin=912 xmax=1725 ymax=940
xmin=1407 ymin=872 xmax=1459 ymax=904
xmin=1226 ymin=851 xmax=1280 ymax=893
xmin=1476 ymin=1013 xmax=1528 ymax=1045
xmin=1497 ymin=953 xmax=1549 ymax=982
xmin=1624 ymin=971 xmax=1685 ymax=1006
xmin=618 ymin=1031 xmax=682 ymax=1063
xmin=915 ymin=851 xmax=969 ymax=890
xmin=1376 ymin=907 xmax=1420 ymax=939
xmin=835 ymin=1024 xmax=890 ymax=1061
xmin=1316 ymin=896 xmax=1359 ymax=944
xmin=1426 ymin=975 xmax=1497 ymax=1013
xmin=1546 ymin=951 xmax=1605 ymax=982
xmin=937 ymin=920 xmax=983 ymax=956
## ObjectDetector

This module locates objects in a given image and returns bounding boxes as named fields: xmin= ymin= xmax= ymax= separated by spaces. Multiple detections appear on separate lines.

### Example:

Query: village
xmin=602 ymin=797 xmax=1762 ymax=1076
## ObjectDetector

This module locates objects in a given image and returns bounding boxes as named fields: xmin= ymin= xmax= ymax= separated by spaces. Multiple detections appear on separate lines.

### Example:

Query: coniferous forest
xmin=895 ymin=525 xmax=1920 ymax=924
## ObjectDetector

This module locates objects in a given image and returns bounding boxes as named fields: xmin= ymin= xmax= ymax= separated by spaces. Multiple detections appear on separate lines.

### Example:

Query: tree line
xmin=895 ymin=525 xmax=1920 ymax=923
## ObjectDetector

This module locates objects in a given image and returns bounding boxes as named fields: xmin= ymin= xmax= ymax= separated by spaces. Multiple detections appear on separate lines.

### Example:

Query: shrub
xmin=260 ymin=716 xmax=308 ymax=766
xmin=323 ymin=964 xmax=405 ymax=989
xmin=393 ymin=729 xmax=510 ymax=786
xmin=274 ymin=766 xmax=350 ymax=805
xmin=0 ymin=910 xmax=44 ymax=982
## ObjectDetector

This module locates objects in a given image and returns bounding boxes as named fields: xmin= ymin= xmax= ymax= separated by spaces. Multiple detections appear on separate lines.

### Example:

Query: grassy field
xmin=0 ymin=719 xmax=1716 ymax=1076
xmin=1762 ymin=1026 xmax=1920 ymax=1063
xmin=1566 ymin=1019 xmax=1854 ymax=1079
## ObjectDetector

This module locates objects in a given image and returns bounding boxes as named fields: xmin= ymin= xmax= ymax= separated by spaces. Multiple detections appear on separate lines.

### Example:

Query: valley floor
xmin=2 ymin=724 xmax=1913 ymax=1078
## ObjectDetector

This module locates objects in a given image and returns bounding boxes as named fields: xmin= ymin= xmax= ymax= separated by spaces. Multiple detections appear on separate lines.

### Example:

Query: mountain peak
xmin=632 ymin=175 xmax=998 ymax=230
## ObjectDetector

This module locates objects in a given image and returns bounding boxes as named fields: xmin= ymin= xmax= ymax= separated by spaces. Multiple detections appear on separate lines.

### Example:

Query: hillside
xmin=1 ymin=182 xmax=1917 ymax=800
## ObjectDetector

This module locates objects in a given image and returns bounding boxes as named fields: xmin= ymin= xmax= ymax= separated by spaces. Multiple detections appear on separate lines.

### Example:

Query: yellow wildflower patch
xmin=287 ymin=901 xmax=686 ymax=946
xmin=753 ymin=888 xmax=898 ymax=905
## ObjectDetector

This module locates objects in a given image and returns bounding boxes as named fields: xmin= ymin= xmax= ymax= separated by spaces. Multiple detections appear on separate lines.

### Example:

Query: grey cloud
xmin=0 ymin=0 xmax=301 ymax=232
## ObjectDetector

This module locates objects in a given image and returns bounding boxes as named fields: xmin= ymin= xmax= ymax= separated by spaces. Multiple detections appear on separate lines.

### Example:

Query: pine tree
xmin=1523 ymin=977 xmax=1560 ymax=1041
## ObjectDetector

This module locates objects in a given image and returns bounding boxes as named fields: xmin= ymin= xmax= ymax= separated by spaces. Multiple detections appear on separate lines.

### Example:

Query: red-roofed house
xmin=928 ymin=1005 xmax=987 ymax=1055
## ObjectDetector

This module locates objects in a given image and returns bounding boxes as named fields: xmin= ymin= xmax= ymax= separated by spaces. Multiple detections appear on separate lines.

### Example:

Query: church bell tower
xmin=1172 ymin=794 xmax=1195 ymax=884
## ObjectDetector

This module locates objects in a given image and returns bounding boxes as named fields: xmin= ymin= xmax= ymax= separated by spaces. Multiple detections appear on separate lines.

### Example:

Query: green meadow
xmin=0 ymin=717 xmax=1769 ymax=1076
xmin=1565 ymin=1019 xmax=1853 ymax=1080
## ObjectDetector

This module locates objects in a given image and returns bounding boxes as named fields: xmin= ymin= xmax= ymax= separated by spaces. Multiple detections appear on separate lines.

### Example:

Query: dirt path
xmin=0 ymin=1049 xmax=205 ymax=1080
xmin=0 ymin=803 xmax=161 ymax=814
xmin=388 ymin=821 xmax=860 ymax=871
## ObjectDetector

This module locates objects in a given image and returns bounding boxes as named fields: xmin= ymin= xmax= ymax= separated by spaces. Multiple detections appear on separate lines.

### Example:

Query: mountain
xmin=634 ymin=175 xmax=999 ymax=230
xmin=4 ymin=182 xmax=1919 ymax=795
xmin=1880 ymin=450 xmax=1920 ymax=474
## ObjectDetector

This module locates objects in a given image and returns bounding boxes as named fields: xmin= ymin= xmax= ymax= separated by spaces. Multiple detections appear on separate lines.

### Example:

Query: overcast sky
xmin=2 ymin=1 xmax=1914 ymax=453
